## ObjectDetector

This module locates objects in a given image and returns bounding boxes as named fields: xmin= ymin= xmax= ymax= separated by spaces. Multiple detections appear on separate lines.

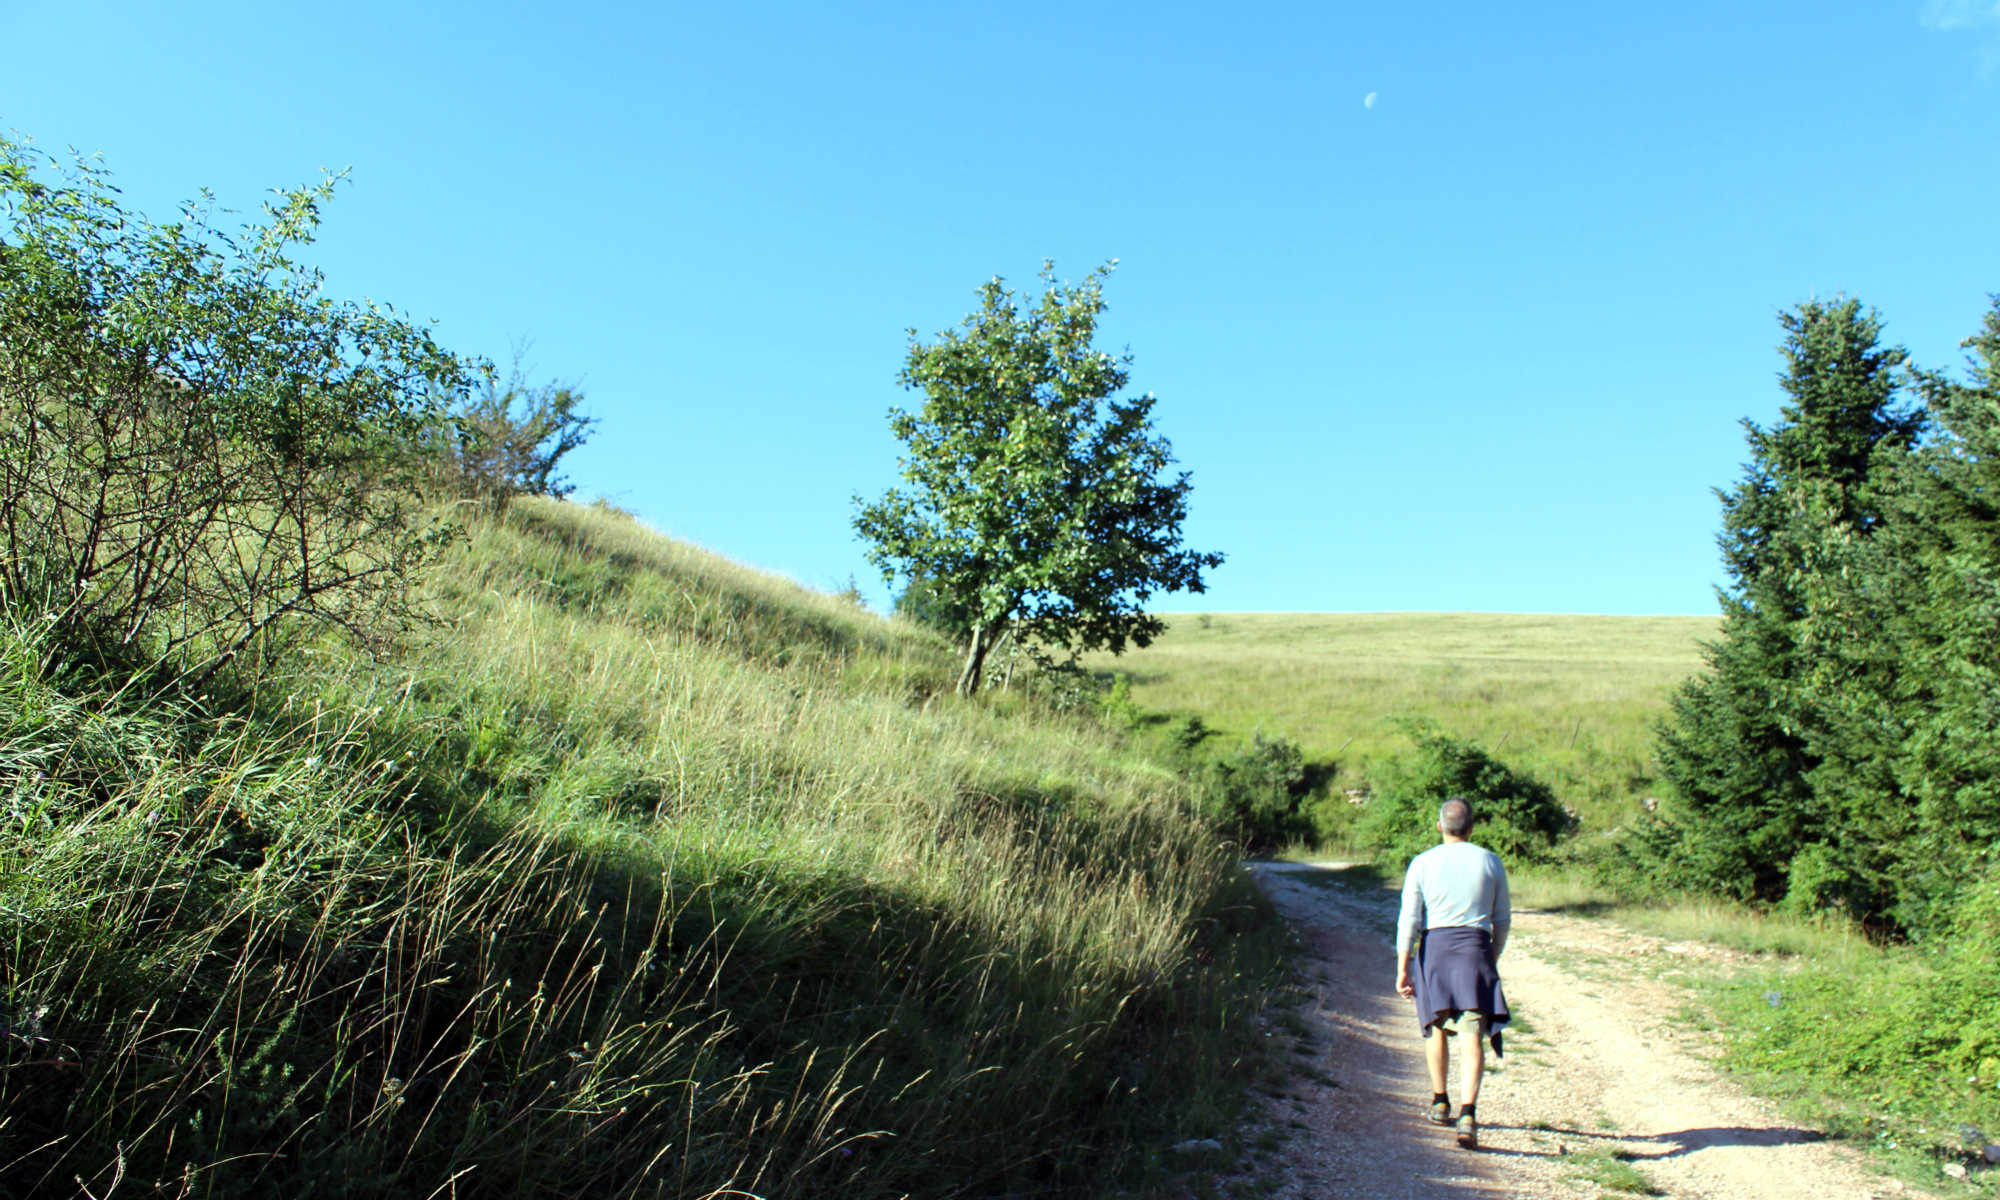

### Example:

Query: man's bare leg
xmin=1425 ymin=1027 xmax=1449 ymax=1096
xmin=1458 ymin=1017 xmax=1486 ymax=1107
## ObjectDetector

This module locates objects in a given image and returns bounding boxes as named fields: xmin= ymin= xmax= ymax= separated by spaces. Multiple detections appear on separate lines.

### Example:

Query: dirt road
xmin=1226 ymin=862 xmax=1924 ymax=1200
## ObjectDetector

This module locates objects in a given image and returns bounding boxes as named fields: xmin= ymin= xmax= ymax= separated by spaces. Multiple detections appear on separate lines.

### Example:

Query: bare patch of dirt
xmin=1210 ymin=861 xmax=1927 ymax=1200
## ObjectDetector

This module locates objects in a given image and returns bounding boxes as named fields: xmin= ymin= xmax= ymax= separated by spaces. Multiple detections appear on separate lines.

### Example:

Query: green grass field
xmin=1091 ymin=611 xmax=1716 ymax=832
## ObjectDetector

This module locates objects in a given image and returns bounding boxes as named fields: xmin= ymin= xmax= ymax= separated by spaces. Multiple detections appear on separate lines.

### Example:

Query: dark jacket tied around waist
xmin=1414 ymin=926 xmax=1508 ymax=1057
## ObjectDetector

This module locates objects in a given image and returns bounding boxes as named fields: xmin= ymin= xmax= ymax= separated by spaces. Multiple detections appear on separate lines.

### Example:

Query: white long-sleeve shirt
xmin=1396 ymin=840 xmax=1511 ymax=960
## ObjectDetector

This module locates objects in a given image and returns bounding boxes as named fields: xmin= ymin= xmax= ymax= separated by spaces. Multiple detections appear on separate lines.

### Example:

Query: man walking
xmin=1394 ymin=796 xmax=1510 ymax=1149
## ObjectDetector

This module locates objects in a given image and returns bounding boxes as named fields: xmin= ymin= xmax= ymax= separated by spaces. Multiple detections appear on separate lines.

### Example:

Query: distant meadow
xmin=1090 ymin=611 xmax=1716 ymax=833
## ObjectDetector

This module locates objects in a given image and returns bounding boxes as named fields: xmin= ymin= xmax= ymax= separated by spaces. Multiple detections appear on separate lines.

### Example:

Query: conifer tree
xmin=1654 ymin=299 xmax=1921 ymax=905
xmin=1823 ymin=296 xmax=2000 ymax=928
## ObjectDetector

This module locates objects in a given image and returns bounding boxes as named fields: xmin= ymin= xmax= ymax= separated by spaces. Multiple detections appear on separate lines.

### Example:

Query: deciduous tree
xmin=854 ymin=262 xmax=1222 ymax=696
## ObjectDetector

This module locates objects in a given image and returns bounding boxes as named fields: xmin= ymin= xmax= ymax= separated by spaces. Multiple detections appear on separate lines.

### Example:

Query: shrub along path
xmin=1223 ymin=863 xmax=1914 ymax=1200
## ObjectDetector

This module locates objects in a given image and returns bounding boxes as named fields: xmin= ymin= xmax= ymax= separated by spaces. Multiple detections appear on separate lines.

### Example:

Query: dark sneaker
xmin=1428 ymin=1099 xmax=1452 ymax=1125
xmin=1455 ymin=1111 xmax=1479 ymax=1149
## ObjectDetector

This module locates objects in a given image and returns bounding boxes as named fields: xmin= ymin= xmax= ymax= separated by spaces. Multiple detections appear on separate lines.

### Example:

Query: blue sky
xmin=5 ymin=1 xmax=1997 ymax=615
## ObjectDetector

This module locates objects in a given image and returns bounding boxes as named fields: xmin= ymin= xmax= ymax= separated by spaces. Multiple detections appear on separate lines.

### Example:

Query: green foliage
xmin=854 ymin=261 xmax=1223 ymax=695
xmin=1099 ymin=671 xmax=1144 ymax=729
xmin=1083 ymin=611 xmax=1712 ymax=837
xmin=1838 ymin=294 xmax=2000 ymax=931
xmin=1638 ymin=294 xmax=2000 ymax=935
xmin=1357 ymin=727 xmax=1570 ymax=872
xmin=1708 ymin=857 xmax=2000 ymax=1171
xmin=1649 ymin=298 xmax=1923 ymax=914
xmin=1565 ymin=1149 xmax=1661 ymax=1196
xmin=0 ymin=135 xmax=471 ymax=682
xmin=892 ymin=565 xmax=973 ymax=635
xmin=1198 ymin=732 xmax=1317 ymax=851
xmin=1781 ymin=842 xmax=1870 ymax=917
xmin=1171 ymin=713 xmax=1215 ymax=755
xmin=437 ymin=352 xmax=595 ymax=505
xmin=0 ymin=496 xmax=1282 ymax=1198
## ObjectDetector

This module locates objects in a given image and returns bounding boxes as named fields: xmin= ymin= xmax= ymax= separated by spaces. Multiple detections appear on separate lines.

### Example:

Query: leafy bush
xmin=1781 ymin=841 xmax=1876 ymax=917
xmin=1304 ymin=786 xmax=1365 ymax=850
xmin=0 ymin=136 xmax=470 ymax=682
xmin=1712 ymin=857 xmax=2000 ymax=1163
xmin=438 ymin=354 xmax=595 ymax=505
xmin=1099 ymin=672 xmax=1144 ymax=729
xmin=1356 ymin=726 xmax=1570 ymax=871
xmin=1199 ymin=732 xmax=1316 ymax=851
xmin=1172 ymin=713 xmax=1215 ymax=754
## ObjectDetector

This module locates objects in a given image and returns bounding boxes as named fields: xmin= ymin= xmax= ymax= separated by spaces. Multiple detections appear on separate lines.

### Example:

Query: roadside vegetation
xmin=1705 ymin=905 xmax=2000 ymax=1190
xmin=1623 ymin=294 xmax=2000 ymax=1186
xmin=1088 ymin=611 xmax=1711 ymax=846
xmin=0 ymin=136 xmax=1283 ymax=1198
xmin=1100 ymin=291 xmax=2000 ymax=1187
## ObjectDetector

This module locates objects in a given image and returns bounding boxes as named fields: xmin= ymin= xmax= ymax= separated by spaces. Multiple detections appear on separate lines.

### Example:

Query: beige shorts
xmin=1436 ymin=1011 xmax=1489 ymax=1038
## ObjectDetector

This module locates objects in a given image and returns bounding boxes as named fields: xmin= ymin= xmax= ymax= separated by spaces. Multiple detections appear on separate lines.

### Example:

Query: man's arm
xmin=1396 ymin=858 xmax=1424 ymax=997
xmin=1490 ymin=857 xmax=1511 ymax=960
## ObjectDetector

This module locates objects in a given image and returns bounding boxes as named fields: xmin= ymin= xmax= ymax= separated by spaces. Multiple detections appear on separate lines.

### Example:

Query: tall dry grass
xmin=0 ymin=498 xmax=1279 ymax=1198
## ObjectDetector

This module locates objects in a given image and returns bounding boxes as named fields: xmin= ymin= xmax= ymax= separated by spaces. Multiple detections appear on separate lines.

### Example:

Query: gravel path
xmin=1219 ymin=861 xmax=1928 ymax=1200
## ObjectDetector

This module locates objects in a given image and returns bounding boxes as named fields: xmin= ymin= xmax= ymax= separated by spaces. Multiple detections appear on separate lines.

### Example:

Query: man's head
xmin=1438 ymin=797 xmax=1473 ymax=839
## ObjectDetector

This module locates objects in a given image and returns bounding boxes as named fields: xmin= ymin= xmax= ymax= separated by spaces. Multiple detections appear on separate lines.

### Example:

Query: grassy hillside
xmin=0 ymin=498 xmax=1279 ymax=1198
xmin=1090 ymin=612 xmax=1714 ymax=832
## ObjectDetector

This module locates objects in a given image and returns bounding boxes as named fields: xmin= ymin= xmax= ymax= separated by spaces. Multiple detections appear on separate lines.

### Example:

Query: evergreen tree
xmin=1653 ymin=299 xmax=1921 ymax=906
xmin=1830 ymin=296 xmax=2000 ymax=929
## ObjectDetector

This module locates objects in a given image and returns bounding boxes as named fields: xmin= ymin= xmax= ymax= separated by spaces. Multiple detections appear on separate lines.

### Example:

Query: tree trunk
xmin=957 ymin=622 xmax=991 ymax=696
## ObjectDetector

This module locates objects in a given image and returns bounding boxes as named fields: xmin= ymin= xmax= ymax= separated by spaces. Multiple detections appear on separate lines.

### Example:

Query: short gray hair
xmin=1439 ymin=797 xmax=1473 ymax=837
